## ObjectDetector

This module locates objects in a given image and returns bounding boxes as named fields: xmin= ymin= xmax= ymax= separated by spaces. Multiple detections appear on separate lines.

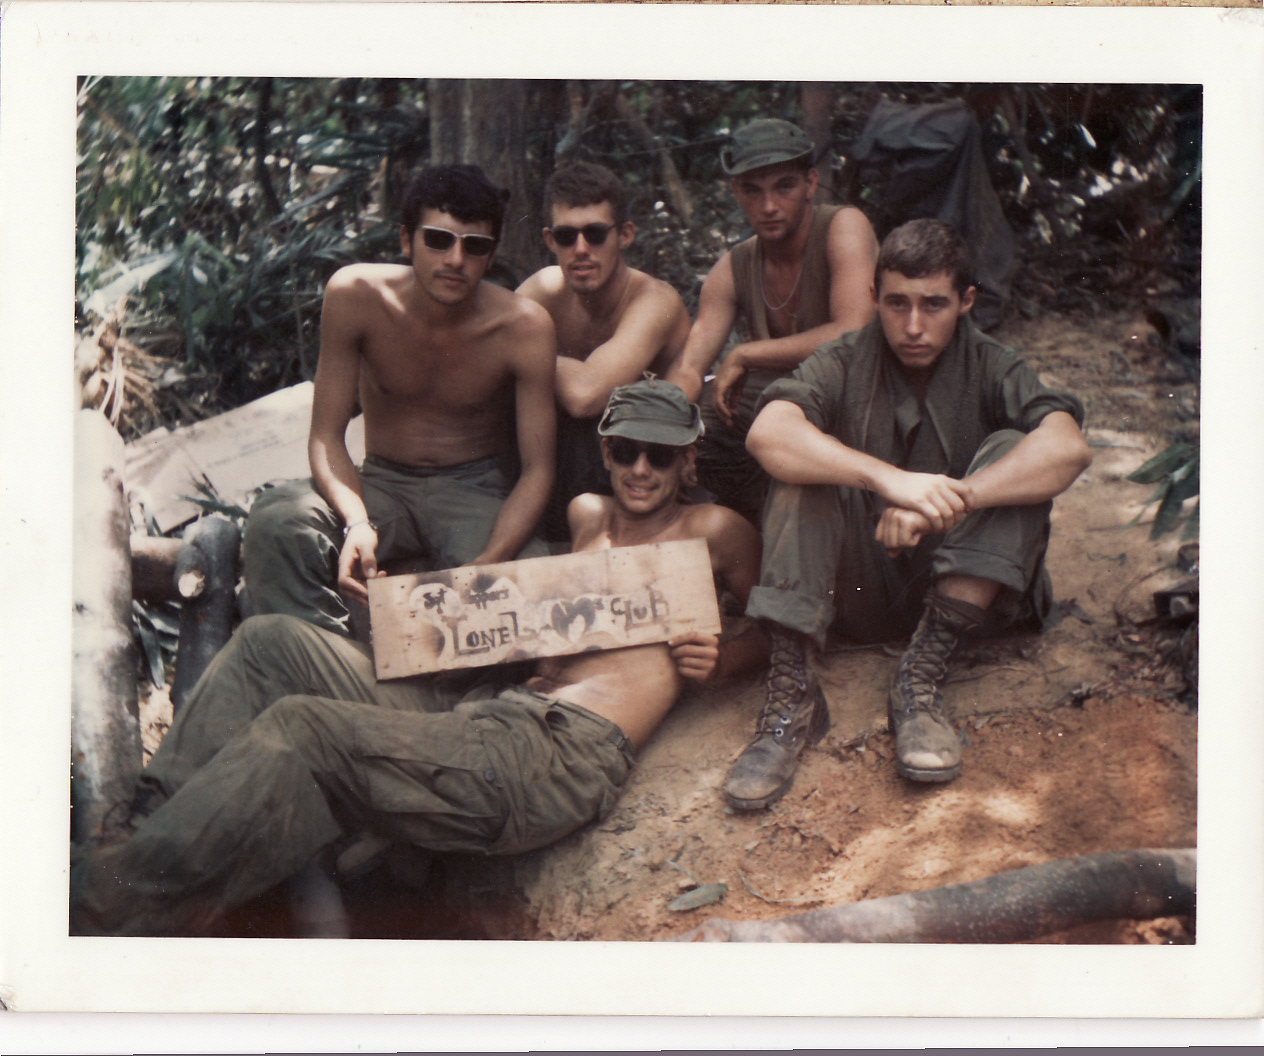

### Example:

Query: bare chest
xmin=358 ymin=303 xmax=511 ymax=412
xmin=552 ymin=301 xmax=619 ymax=361
xmin=759 ymin=262 xmax=806 ymax=338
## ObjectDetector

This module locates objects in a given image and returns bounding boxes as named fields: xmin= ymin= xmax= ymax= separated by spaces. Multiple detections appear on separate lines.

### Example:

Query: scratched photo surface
xmin=4 ymin=2 xmax=1261 ymax=1026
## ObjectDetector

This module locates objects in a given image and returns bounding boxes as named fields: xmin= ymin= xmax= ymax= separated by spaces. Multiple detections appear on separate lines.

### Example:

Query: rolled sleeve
xmin=994 ymin=354 xmax=1086 ymax=433
xmin=755 ymin=340 xmax=850 ymax=434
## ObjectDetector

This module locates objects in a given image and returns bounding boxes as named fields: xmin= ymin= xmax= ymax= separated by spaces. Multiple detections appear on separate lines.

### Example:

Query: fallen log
xmin=130 ymin=535 xmax=183 ymax=602
xmin=675 ymin=849 xmax=1194 ymax=943
xmin=72 ymin=410 xmax=143 ymax=842
xmin=170 ymin=516 xmax=242 ymax=712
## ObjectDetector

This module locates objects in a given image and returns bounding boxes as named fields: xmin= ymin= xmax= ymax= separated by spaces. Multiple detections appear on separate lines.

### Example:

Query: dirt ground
xmin=139 ymin=309 xmax=1200 ymax=944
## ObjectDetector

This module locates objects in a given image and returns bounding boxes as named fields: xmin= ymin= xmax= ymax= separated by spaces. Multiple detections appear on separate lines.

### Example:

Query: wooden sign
xmin=367 ymin=539 xmax=721 ymax=679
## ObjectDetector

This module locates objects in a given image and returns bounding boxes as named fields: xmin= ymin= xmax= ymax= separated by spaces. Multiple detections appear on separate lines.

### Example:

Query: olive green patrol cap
xmin=720 ymin=118 xmax=814 ymax=176
xmin=597 ymin=378 xmax=704 ymax=446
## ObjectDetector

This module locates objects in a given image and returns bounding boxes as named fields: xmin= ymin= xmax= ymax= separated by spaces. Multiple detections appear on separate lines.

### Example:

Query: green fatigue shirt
xmin=756 ymin=315 xmax=1085 ymax=473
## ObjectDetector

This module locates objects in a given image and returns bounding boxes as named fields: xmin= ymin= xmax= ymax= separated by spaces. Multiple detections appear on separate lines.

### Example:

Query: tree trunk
xmin=130 ymin=535 xmax=184 ymax=602
xmin=72 ymin=410 xmax=143 ymax=842
xmin=613 ymin=91 xmax=693 ymax=227
xmin=675 ymin=849 xmax=1195 ymax=943
xmin=801 ymin=82 xmax=840 ymax=203
xmin=428 ymin=78 xmax=538 ymax=283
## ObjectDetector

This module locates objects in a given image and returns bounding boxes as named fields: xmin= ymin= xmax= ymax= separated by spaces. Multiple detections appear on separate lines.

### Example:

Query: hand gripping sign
xmin=367 ymin=539 xmax=722 ymax=678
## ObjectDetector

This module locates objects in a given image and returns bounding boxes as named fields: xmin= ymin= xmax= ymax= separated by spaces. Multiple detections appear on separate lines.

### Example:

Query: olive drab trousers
xmin=242 ymin=455 xmax=548 ymax=636
xmin=71 ymin=616 xmax=633 ymax=936
xmin=746 ymin=430 xmax=1057 ymax=649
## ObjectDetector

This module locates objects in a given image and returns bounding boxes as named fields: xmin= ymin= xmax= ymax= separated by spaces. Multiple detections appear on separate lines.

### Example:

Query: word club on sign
xmin=367 ymin=539 xmax=721 ymax=679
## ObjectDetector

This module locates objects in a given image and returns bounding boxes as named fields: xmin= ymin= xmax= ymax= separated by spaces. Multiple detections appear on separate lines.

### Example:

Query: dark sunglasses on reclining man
xmin=607 ymin=437 xmax=685 ymax=470
xmin=419 ymin=226 xmax=498 ymax=257
xmin=548 ymin=222 xmax=618 ymax=248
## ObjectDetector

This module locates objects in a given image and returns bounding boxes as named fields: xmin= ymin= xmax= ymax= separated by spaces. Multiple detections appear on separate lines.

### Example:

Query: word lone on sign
xmin=368 ymin=539 xmax=721 ymax=679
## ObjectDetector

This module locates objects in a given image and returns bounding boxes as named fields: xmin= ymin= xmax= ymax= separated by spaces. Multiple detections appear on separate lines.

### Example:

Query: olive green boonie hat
xmin=720 ymin=119 xmax=814 ymax=177
xmin=597 ymin=379 xmax=704 ymax=446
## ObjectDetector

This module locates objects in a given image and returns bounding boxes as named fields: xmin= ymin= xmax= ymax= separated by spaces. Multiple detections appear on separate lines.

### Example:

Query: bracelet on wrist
xmin=343 ymin=518 xmax=376 ymax=536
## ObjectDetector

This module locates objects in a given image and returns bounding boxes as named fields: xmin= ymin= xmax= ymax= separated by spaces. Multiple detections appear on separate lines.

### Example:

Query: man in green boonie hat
xmin=71 ymin=380 xmax=767 ymax=937
xmin=598 ymin=377 xmax=705 ymax=446
xmin=667 ymin=117 xmax=880 ymax=524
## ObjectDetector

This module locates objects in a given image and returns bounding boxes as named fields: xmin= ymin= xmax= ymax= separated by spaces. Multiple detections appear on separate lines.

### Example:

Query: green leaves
xmin=1126 ymin=443 xmax=1199 ymax=541
xmin=77 ymin=77 xmax=424 ymax=430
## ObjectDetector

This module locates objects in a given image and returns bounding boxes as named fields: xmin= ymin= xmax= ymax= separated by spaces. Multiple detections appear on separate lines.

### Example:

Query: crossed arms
xmin=747 ymin=400 xmax=1092 ymax=556
xmin=665 ymin=207 xmax=878 ymax=423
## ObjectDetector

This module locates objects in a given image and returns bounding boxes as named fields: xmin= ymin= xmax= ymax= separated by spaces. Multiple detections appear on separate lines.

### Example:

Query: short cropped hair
xmin=875 ymin=219 xmax=973 ymax=296
xmin=400 ymin=165 xmax=511 ymax=242
xmin=543 ymin=161 xmax=627 ymax=226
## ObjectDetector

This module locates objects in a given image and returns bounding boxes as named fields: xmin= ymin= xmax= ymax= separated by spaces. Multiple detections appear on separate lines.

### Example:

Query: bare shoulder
xmin=567 ymin=493 xmax=613 ymax=549
xmin=516 ymin=265 xmax=567 ymax=308
xmin=628 ymin=268 xmax=688 ymax=313
xmin=680 ymin=501 xmax=759 ymax=552
xmin=705 ymin=248 xmax=736 ymax=285
xmin=326 ymin=262 xmax=409 ymax=298
xmin=484 ymin=282 xmax=556 ymax=341
xmin=828 ymin=206 xmax=879 ymax=247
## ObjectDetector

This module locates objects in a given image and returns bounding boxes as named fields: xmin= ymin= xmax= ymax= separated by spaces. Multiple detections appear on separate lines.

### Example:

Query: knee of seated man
xmin=968 ymin=429 xmax=1027 ymax=473
xmin=244 ymin=481 xmax=332 ymax=551
xmin=254 ymin=692 xmax=348 ymax=750
xmin=234 ymin=613 xmax=350 ymax=670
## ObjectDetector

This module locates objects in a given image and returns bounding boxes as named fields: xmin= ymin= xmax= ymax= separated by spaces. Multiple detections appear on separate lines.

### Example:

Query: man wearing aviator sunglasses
xmin=71 ymin=380 xmax=768 ymax=938
xmin=243 ymin=164 xmax=555 ymax=638
xmin=518 ymin=162 xmax=690 ymax=541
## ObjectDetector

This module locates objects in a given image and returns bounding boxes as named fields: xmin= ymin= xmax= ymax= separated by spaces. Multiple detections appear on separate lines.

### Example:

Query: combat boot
xmin=888 ymin=591 xmax=985 ymax=783
xmin=724 ymin=626 xmax=830 ymax=810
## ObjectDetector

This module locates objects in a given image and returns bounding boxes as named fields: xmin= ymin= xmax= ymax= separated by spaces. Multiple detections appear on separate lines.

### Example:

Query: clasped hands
xmin=874 ymin=470 xmax=975 ymax=558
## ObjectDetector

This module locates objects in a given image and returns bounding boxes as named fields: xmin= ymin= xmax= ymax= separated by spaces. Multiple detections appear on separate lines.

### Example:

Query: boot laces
xmin=892 ymin=608 xmax=959 ymax=719
xmin=759 ymin=637 xmax=812 ymax=735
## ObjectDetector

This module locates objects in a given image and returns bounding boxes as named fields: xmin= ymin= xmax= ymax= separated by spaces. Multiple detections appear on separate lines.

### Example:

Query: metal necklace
xmin=758 ymin=206 xmax=813 ymax=317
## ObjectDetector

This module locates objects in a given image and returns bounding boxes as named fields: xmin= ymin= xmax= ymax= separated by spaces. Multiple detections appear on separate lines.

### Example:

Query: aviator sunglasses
xmin=548 ymin=222 xmax=617 ymax=248
xmin=419 ymin=226 xmax=498 ymax=257
xmin=607 ymin=437 xmax=684 ymax=470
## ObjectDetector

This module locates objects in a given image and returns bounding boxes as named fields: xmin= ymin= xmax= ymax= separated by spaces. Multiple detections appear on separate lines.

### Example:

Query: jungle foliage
xmin=76 ymin=78 xmax=1201 ymax=440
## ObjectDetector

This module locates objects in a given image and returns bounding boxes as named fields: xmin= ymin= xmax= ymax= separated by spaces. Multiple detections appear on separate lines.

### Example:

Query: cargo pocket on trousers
xmin=352 ymin=710 xmax=509 ymax=853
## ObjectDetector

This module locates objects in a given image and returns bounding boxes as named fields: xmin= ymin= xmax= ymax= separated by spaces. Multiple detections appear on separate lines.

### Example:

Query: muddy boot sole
xmin=724 ymin=688 xmax=830 ymax=810
xmin=887 ymin=697 xmax=963 ymax=784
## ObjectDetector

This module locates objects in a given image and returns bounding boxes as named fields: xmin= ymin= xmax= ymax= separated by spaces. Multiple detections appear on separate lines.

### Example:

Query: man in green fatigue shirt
xmin=71 ymin=380 xmax=766 ymax=936
xmin=723 ymin=219 xmax=1092 ymax=810
xmin=667 ymin=118 xmax=879 ymax=523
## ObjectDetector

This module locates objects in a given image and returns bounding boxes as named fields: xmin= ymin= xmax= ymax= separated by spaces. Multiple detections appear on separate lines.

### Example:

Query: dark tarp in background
xmin=845 ymin=99 xmax=1016 ymax=331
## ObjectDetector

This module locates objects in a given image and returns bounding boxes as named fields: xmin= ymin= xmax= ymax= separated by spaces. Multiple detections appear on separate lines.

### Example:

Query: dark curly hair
xmin=400 ymin=164 xmax=510 ymax=242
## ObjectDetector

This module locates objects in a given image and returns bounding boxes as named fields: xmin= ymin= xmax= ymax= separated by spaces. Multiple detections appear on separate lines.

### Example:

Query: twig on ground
xmin=739 ymin=872 xmax=825 ymax=908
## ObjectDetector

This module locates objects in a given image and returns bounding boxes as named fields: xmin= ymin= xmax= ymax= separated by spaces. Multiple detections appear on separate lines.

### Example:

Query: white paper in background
xmin=124 ymin=382 xmax=366 ymax=531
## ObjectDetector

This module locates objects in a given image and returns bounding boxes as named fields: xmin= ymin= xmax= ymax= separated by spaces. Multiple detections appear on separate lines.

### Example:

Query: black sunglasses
xmin=608 ymin=437 xmax=683 ymax=470
xmin=548 ymin=223 xmax=617 ymax=248
xmin=419 ymin=226 xmax=497 ymax=257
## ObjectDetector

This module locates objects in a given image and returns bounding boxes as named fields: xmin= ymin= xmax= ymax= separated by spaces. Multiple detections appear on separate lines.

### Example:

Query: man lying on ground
xmin=71 ymin=380 xmax=765 ymax=936
xmin=517 ymin=161 xmax=691 ymax=540
xmin=724 ymin=218 xmax=1091 ymax=811
xmin=242 ymin=163 xmax=555 ymax=637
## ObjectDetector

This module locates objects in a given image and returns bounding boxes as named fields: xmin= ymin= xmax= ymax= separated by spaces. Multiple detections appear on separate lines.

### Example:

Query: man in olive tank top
xmin=667 ymin=118 xmax=879 ymax=523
